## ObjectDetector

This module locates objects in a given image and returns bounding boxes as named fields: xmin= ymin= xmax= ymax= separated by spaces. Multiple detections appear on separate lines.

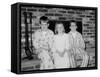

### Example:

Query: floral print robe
xmin=32 ymin=29 xmax=54 ymax=69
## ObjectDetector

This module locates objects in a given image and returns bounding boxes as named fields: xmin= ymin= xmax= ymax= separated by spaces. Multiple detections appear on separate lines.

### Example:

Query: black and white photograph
xmin=11 ymin=2 xmax=97 ymax=74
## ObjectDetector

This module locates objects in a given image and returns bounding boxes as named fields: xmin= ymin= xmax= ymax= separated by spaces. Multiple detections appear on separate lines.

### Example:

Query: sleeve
xmin=48 ymin=31 xmax=54 ymax=50
xmin=67 ymin=34 xmax=74 ymax=50
xmin=51 ymin=36 xmax=56 ymax=53
xmin=78 ymin=33 xmax=85 ymax=49
xmin=65 ymin=34 xmax=75 ymax=55
xmin=32 ymin=31 xmax=40 ymax=50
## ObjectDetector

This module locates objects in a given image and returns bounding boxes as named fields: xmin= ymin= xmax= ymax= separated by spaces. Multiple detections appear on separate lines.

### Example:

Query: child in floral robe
xmin=32 ymin=16 xmax=54 ymax=69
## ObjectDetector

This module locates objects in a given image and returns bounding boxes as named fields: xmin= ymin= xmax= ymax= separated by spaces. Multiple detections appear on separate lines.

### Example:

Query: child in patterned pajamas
xmin=69 ymin=20 xmax=89 ymax=67
xmin=32 ymin=16 xmax=54 ymax=69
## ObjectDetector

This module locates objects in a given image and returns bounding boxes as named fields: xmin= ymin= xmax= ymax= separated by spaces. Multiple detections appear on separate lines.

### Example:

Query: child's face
xmin=70 ymin=22 xmax=77 ymax=31
xmin=56 ymin=24 xmax=64 ymax=34
xmin=40 ymin=21 xmax=49 ymax=30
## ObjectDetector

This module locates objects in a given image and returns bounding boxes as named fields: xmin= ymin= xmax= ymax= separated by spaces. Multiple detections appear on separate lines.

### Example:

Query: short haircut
xmin=70 ymin=20 xmax=77 ymax=24
xmin=39 ymin=16 xmax=49 ymax=23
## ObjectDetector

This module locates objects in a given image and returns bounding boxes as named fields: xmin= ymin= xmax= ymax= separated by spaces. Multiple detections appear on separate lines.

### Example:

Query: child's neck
xmin=71 ymin=30 xmax=76 ymax=33
xmin=58 ymin=32 xmax=64 ymax=35
xmin=41 ymin=28 xmax=48 ymax=31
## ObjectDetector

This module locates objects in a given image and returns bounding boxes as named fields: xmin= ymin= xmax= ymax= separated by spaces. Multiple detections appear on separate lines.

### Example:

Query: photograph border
xmin=11 ymin=2 xmax=98 ymax=74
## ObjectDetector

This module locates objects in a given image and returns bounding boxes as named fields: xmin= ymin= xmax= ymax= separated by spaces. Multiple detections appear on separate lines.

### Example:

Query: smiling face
xmin=70 ymin=22 xmax=77 ymax=32
xmin=40 ymin=20 xmax=49 ymax=31
xmin=56 ymin=23 xmax=65 ymax=34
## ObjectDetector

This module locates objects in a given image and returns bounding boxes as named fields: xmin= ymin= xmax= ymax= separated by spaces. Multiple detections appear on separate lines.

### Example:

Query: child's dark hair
xmin=39 ymin=16 xmax=49 ymax=24
xmin=70 ymin=20 xmax=77 ymax=24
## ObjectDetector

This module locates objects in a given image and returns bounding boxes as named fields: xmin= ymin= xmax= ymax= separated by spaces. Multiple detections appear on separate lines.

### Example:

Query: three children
xmin=33 ymin=16 xmax=89 ymax=69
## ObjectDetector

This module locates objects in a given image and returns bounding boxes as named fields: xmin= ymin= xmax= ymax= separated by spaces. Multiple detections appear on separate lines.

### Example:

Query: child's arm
xmin=48 ymin=31 xmax=54 ymax=50
xmin=67 ymin=34 xmax=75 ymax=54
xmin=78 ymin=33 xmax=85 ymax=49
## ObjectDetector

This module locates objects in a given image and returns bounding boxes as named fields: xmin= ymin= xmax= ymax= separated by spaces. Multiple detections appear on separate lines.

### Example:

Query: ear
xmin=69 ymin=26 xmax=71 ymax=29
xmin=47 ymin=23 xmax=49 ymax=27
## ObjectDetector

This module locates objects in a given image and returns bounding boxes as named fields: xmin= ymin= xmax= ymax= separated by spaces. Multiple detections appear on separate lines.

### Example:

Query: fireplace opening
xmin=48 ymin=20 xmax=82 ymax=34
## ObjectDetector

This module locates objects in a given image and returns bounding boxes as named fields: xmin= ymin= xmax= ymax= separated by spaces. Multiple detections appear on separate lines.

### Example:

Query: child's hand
xmin=56 ymin=51 xmax=64 ymax=57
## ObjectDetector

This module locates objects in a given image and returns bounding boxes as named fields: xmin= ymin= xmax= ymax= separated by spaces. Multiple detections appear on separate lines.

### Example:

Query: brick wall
xmin=21 ymin=6 xmax=96 ymax=58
